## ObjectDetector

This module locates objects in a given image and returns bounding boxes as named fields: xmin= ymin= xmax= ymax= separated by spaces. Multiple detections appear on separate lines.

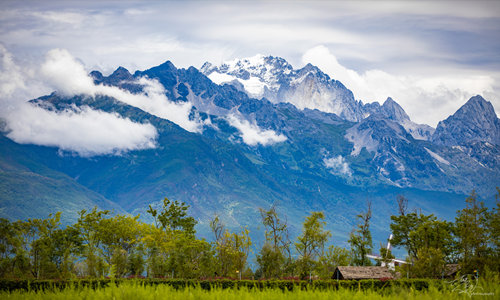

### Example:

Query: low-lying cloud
xmin=302 ymin=45 xmax=496 ymax=127
xmin=6 ymin=104 xmax=157 ymax=156
xmin=323 ymin=155 xmax=352 ymax=177
xmin=0 ymin=46 xmax=157 ymax=156
xmin=226 ymin=114 xmax=287 ymax=146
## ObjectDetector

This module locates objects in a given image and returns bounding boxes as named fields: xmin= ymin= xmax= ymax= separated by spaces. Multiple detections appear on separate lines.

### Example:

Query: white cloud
xmin=0 ymin=46 xmax=157 ymax=156
xmin=323 ymin=155 xmax=352 ymax=177
xmin=0 ymin=45 xmax=27 ymax=96
xmin=41 ymin=48 xmax=96 ymax=96
xmin=226 ymin=114 xmax=287 ymax=146
xmin=31 ymin=11 xmax=86 ymax=26
xmin=5 ymin=104 xmax=157 ymax=156
xmin=302 ymin=45 xmax=496 ymax=126
xmin=40 ymin=48 xmax=204 ymax=133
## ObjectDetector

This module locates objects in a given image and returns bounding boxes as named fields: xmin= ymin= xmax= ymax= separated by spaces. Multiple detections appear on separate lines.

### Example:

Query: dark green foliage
xmin=489 ymin=188 xmax=500 ymax=272
xmin=455 ymin=191 xmax=491 ymax=274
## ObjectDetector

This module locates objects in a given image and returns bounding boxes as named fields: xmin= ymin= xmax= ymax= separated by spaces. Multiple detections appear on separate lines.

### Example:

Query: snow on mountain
xmin=201 ymin=55 xmax=364 ymax=122
xmin=425 ymin=147 xmax=451 ymax=166
xmin=200 ymin=54 xmax=288 ymax=99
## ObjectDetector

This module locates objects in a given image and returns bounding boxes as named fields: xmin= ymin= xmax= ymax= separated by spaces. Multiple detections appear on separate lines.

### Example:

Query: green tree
xmin=455 ymin=190 xmax=490 ymax=274
xmin=146 ymin=198 xmax=212 ymax=279
xmin=29 ymin=212 xmax=66 ymax=279
xmin=411 ymin=247 xmax=446 ymax=278
xmin=256 ymin=204 xmax=291 ymax=278
xmin=75 ymin=207 xmax=110 ymax=277
xmin=256 ymin=242 xmax=284 ymax=279
xmin=348 ymin=201 xmax=372 ymax=266
xmin=210 ymin=215 xmax=252 ymax=278
xmin=316 ymin=245 xmax=351 ymax=279
xmin=147 ymin=198 xmax=196 ymax=235
xmin=50 ymin=224 xmax=82 ymax=279
xmin=373 ymin=245 xmax=395 ymax=267
xmin=142 ymin=224 xmax=170 ymax=278
xmin=0 ymin=218 xmax=21 ymax=278
xmin=489 ymin=187 xmax=500 ymax=272
xmin=391 ymin=199 xmax=455 ymax=278
xmin=99 ymin=214 xmax=144 ymax=278
xmin=295 ymin=211 xmax=331 ymax=279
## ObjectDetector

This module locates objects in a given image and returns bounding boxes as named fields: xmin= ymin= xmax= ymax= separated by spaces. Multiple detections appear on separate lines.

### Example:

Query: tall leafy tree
xmin=295 ymin=211 xmax=331 ymax=278
xmin=455 ymin=191 xmax=490 ymax=274
xmin=489 ymin=188 xmax=500 ymax=272
xmin=99 ymin=214 xmax=144 ymax=278
xmin=210 ymin=215 xmax=252 ymax=278
xmin=348 ymin=201 xmax=373 ymax=266
xmin=146 ymin=198 xmax=209 ymax=278
xmin=0 ymin=218 xmax=22 ymax=278
xmin=256 ymin=204 xmax=291 ymax=278
xmin=391 ymin=196 xmax=455 ymax=278
xmin=76 ymin=207 xmax=109 ymax=277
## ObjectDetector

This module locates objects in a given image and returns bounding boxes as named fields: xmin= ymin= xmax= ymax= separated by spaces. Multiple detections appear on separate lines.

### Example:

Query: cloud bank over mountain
xmin=302 ymin=46 xmax=495 ymax=127
xmin=0 ymin=48 xmax=161 ymax=156
xmin=41 ymin=49 xmax=205 ymax=133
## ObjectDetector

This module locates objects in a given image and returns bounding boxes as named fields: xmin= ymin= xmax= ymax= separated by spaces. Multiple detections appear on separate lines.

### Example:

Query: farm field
xmin=1 ymin=280 xmax=499 ymax=300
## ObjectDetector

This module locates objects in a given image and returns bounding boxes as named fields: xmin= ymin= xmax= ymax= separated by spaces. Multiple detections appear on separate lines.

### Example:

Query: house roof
xmin=334 ymin=266 xmax=394 ymax=280
xmin=444 ymin=264 xmax=460 ymax=277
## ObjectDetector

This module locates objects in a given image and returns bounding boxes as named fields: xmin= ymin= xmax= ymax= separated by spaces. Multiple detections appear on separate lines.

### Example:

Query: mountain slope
xmin=0 ymin=135 xmax=123 ymax=223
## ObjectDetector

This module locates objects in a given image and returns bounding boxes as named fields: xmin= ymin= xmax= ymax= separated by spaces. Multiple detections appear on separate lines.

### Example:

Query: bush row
xmin=0 ymin=278 xmax=443 ymax=292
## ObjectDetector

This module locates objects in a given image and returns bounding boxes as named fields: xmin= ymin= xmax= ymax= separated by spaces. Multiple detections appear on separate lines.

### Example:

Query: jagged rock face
xmin=201 ymin=55 xmax=365 ymax=122
xmin=345 ymin=115 xmax=438 ymax=186
xmin=90 ymin=66 xmax=143 ymax=93
xmin=432 ymin=95 xmax=500 ymax=146
xmin=379 ymin=97 xmax=410 ymax=123
xmin=362 ymin=98 xmax=434 ymax=141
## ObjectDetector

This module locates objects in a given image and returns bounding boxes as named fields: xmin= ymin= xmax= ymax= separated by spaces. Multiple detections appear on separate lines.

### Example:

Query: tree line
xmin=0 ymin=190 xmax=499 ymax=280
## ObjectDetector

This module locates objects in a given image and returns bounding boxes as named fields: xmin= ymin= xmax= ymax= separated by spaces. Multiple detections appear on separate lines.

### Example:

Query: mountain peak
xmin=157 ymin=60 xmax=177 ymax=70
xmin=381 ymin=97 xmax=410 ymax=123
xmin=432 ymin=95 xmax=500 ymax=145
xmin=458 ymin=95 xmax=496 ymax=118
xmin=109 ymin=66 xmax=132 ymax=80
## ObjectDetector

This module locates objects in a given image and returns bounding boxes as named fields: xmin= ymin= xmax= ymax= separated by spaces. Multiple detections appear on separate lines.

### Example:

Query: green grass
xmin=1 ymin=280 xmax=498 ymax=300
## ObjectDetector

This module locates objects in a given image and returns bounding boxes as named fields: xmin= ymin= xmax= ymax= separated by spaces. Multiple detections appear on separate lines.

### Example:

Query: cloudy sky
xmin=1 ymin=0 xmax=499 ymax=131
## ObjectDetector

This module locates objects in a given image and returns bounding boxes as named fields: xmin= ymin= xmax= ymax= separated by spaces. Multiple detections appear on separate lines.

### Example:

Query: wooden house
xmin=332 ymin=266 xmax=394 ymax=280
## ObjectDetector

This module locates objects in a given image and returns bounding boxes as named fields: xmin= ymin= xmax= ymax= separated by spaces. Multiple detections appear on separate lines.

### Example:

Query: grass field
xmin=1 ymin=280 xmax=498 ymax=300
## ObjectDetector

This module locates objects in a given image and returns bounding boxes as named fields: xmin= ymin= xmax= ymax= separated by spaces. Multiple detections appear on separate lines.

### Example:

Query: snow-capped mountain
xmin=432 ymin=95 xmax=500 ymax=146
xmin=201 ymin=55 xmax=365 ymax=122
xmin=201 ymin=55 xmax=434 ymax=140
